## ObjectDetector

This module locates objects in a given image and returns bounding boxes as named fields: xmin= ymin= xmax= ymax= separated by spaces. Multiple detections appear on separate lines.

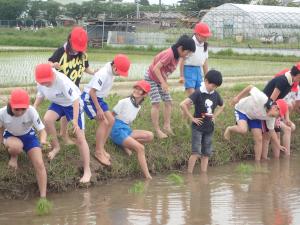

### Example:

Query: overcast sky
xmin=124 ymin=0 xmax=179 ymax=5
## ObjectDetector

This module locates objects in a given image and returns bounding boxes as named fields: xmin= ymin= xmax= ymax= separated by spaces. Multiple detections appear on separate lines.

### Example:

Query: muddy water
xmin=1 ymin=155 xmax=300 ymax=225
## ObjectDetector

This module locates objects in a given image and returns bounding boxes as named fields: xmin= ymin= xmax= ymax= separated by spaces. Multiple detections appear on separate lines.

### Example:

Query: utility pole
xmin=136 ymin=0 xmax=140 ymax=19
xmin=159 ymin=0 xmax=162 ymax=28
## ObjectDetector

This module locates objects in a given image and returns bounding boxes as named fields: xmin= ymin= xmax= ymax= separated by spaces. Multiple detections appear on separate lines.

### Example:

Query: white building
xmin=201 ymin=3 xmax=300 ymax=41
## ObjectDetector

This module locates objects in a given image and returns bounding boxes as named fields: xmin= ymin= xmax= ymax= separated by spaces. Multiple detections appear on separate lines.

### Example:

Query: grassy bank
xmin=0 ymin=85 xmax=299 ymax=199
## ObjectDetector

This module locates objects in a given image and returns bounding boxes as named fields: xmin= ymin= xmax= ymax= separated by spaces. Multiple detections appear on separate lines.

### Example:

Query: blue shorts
xmin=183 ymin=65 xmax=202 ymax=89
xmin=48 ymin=102 xmax=85 ymax=129
xmin=110 ymin=119 xmax=132 ymax=146
xmin=3 ymin=129 xmax=40 ymax=153
xmin=81 ymin=92 xmax=109 ymax=119
xmin=235 ymin=110 xmax=262 ymax=129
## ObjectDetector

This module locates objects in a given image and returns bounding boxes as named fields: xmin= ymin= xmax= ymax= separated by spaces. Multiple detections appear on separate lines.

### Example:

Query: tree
xmin=0 ymin=0 xmax=28 ymax=20
xmin=257 ymin=0 xmax=281 ymax=5
xmin=140 ymin=0 xmax=150 ymax=6
xmin=41 ymin=0 xmax=61 ymax=25
xmin=179 ymin=0 xmax=251 ymax=11
xmin=28 ymin=1 xmax=42 ymax=21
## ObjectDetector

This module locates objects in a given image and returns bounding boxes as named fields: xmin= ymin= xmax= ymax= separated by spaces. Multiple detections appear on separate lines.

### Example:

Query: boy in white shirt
xmin=110 ymin=80 xmax=153 ymax=179
xmin=81 ymin=54 xmax=130 ymax=166
xmin=33 ymin=63 xmax=91 ymax=183
xmin=224 ymin=85 xmax=288 ymax=161
xmin=0 ymin=89 xmax=47 ymax=198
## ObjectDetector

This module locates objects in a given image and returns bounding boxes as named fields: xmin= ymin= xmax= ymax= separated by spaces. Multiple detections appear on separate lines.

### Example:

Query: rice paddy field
xmin=0 ymin=50 xmax=296 ymax=87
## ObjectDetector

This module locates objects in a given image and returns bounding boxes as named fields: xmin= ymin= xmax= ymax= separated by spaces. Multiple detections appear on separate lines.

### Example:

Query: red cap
xmin=70 ymin=26 xmax=88 ymax=52
xmin=291 ymin=81 xmax=299 ymax=92
xmin=35 ymin=64 xmax=54 ymax=84
xmin=134 ymin=80 xmax=151 ymax=93
xmin=296 ymin=62 xmax=300 ymax=70
xmin=114 ymin=54 xmax=130 ymax=77
xmin=194 ymin=22 xmax=212 ymax=37
xmin=275 ymin=99 xmax=288 ymax=117
xmin=10 ymin=88 xmax=30 ymax=109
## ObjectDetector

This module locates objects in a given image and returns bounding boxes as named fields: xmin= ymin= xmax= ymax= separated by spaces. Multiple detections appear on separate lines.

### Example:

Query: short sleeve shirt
xmin=148 ymin=48 xmax=179 ymax=83
xmin=189 ymin=87 xmax=223 ymax=133
xmin=184 ymin=36 xmax=208 ymax=67
xmin=83 ymin=63 xmax=114 ymax=98
xmin=113 ymin=97 xmax=141 ymax=125
xmin=0 ymin=106 xmax=45 ymax=136
xmin=37 ymin=69 xmax=81 ymax=107
xmin=263 ymin=74 xmax=292 ymax=99
xmin=235 ymin=87 xmax=275 ymax=129
xmin=48 ymin=46 xmax=89 ymax=87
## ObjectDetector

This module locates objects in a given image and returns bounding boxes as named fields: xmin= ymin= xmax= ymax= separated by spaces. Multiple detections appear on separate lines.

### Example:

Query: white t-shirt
xmin=113 ymin=97 xmax=141 ymax=125
xmin=235 ymin=87 xmax=276 ymax=129
xmin=36 ymin=69 xmax=81 ymax=107
xmin=83 ymin=63 xmax=114 ymax=98
xmin=0 ymin=106 xmax=45 ymax=136
xmin=184 ymin=35 xmax=208 ymax=67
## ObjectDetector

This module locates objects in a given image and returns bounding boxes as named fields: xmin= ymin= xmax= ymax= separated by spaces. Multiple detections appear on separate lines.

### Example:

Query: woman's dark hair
xmin=174 ymin=35 xmax=196 ymax=52
xmin=6 ymin=103 xmax=14 ymax=116
xmin=205 ymin=69 xmax=223 ymax=86
xmin=66 ymin=34 xmax=84 ymax=61
xmin=290 ymin=65 xmax=300 ymax=76
xmin=204 ymin=41 xmax=208 ymax=52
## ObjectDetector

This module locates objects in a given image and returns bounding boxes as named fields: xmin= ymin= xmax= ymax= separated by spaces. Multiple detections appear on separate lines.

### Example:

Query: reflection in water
xmin=2 ymin=155 xmax=300 ymax=225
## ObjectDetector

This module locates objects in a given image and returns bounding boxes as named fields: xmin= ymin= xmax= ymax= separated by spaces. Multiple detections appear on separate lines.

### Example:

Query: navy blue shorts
xmin=48 ymin=102 xmax=85 ymax=129
xmin=183 ymin=65 xmax=202 ymax=89
xmin=81 ymin=92 xmax=109 ymax=120
xmin=3 ymin=129 xmax=40 ymax=153
xmin=235 ymin=110 xmax=262 ymax=129
xmin=110 ymin=119 xmax=132 ymax=146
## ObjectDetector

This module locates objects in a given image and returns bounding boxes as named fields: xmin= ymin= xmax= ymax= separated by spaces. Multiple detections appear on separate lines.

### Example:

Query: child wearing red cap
xmin=179 ymin=22 xmax=212 ymax=95
xmin=33 ymin=64 xmax=91 ymax=183
xmin=0 ymin=88 xmax=47 ymax=198
xmin=48 ymin=26 xmax=96 ymax=145
xmin=145 ymin=35 xmax=196 ymax=139
xmin=110 ymin=80 xmax=153 ymax=179
xmin=262 ymin=63 xmax=300 ymax=158
xmin=81 ymin=54 xmax=130 ymax=166
xmin=224 ymin=85 xmax=288 ymax=161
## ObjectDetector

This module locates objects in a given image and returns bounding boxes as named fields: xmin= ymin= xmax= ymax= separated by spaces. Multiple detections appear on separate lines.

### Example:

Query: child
xmin=48 ymin=26 xmax=96 ymax=145
xmin=33 ymin=63 xmax=91 ymax=183
xmin=81 ymin=54 xmax=130 ymax=166
xmin=224 ymin=85 xmax=288 ymax=160
xmin=145 ymin=35 xmax=195 ymax=139
xmin=262 ymin=63 xmax=300 ymax=158
xmin=180 ymin=70 xmax=224 ymax=173
xmin=0 ymin=89 xmax=47 ymax=198
xmin=179 ymin=22 xmax=212 ymax=95
xmin=110 ymin=80 xmax=153 ymax=179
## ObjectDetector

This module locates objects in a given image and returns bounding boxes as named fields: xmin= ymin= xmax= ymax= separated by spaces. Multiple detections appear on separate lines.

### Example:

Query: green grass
xmin=235 ymin=163 xmax=255 ymax=175
xmin=35 ymin=198 xmax=53 ymax=216
xmin=167 ymin=173 xmax=184 ymax=185
xmin=128 ymin=181 xmax=145 ymax=194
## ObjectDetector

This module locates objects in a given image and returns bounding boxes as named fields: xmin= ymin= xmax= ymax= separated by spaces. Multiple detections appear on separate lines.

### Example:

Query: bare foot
xmin=104 ymin=151 xmax=111 ymax=160
xmin=124 ymin=148 xmax=132 ymax=156
xmin=224 ymin=127 xmax=231 ymax=141
xmin=8 ymin=157 xmax=18 ymax=169
xmin=80 ymin=169 xmax=92 ymax=183
xmin=163 ymin=127 xmax=175 ymax=136
xmin=146 ymin=174 xmax=152 ymax=180
xmin=48 ymin=148 xmax=60 ymax=160
xmin=94 ymin=151 xmax=111 ymax=166
xmin=156 ymin=130 xmax=168 ymax=139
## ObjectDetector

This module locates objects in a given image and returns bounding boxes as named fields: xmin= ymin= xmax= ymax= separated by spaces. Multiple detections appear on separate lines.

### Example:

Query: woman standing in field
xmin=48 ymin=26 xmax=96 ymax=144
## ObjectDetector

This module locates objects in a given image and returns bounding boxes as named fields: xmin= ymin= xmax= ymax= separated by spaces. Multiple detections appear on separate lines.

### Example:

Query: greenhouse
xmin=201 ymin=3 xmax=300 ymax=43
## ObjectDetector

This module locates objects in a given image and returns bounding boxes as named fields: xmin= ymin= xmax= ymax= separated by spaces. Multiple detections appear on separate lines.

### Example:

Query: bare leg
xmin=224 ymin=120 xmax=248 ymax=140
xmin=163 ymin=101 xmax=174 ymax=135
xmin=44 ymin=110 xmax=61 ymax=160
xmin=262 ymin=132 xmax=271 ymax=160
xmin=251 ymin=128 xmax=263 ymax=161
xmin=28 ymin=148 xmax=47 ymax=198
xmin=131 ymin=130 xmax=154 ymax=144
xmin=122 ymin=137 xmax=152 ymax=179
xmin=200 ymin=156 xmax=209 ymax=172
xmin=59 ymin=116 xmax=75 ymax=145
xmin=151 ymin=102 xmax=167 ymax=138
xmin=5 ymin=137 xmax=23 ymax=169
xmin=188 ymin=154 xmax=199 ymax=174
xmin=281 ymin=122 xmax=294 ymax=156
xmin=75 ymin=129 xmax=91 ymax=183
xmin=271 ymin=132 xmax=281 ymax=158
